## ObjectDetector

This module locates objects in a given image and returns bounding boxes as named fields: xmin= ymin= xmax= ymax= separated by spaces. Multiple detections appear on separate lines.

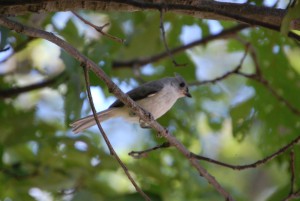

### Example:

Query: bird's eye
xmin=179 ymin=82 xmax=185 ymax=88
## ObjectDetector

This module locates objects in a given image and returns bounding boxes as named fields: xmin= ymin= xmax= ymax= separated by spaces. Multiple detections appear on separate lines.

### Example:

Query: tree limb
xmin=129 ymin=134 xmax=300 ymax=171
xmin=0 ymin=71 xmax=66 ymax=98
xmin=1 ymin=0 xmax=300 ymax=33
xmin=113 ymin=24 xmax=249 ymax=69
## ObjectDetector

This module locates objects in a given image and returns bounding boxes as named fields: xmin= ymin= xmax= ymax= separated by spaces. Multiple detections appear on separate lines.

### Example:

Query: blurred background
xmin=1 ymin=0 xmax=300 ymax=200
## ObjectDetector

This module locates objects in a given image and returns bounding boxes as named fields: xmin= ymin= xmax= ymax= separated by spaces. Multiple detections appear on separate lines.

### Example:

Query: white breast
xmin=136 ymin=84 xmax=180 ymax=119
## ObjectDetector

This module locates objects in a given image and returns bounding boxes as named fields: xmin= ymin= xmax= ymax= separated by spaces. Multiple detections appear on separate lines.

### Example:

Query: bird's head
xmin=173 ymin=73 xmax=192 ymax=98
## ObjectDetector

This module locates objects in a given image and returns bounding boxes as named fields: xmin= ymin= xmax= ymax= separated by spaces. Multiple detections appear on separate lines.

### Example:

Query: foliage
xmin=281 ymin=0 xmax=300 ymax=35
xmin=1 ymin=2 xmax=300 ymax=201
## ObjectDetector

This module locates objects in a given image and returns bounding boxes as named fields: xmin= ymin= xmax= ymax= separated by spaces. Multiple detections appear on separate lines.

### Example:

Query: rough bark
xmin=0 ymin=0 xmax=298 ymax=31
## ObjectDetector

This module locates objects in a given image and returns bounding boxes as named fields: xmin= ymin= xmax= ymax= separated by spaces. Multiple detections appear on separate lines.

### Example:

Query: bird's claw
xmin=138 ymin=108 xmax=154 ymax=128
xmin=139 ymin=120 xmax=151 ymax=129
xmin=157 ymin=127 xmax=169 ymax=138
xmin=141 ymin=108 xmax=154 ymax=121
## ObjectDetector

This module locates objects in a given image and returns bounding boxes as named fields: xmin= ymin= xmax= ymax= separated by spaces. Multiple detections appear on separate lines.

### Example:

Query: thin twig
xmin=113 ymin=24 xmax=249 ymax=69
xmin=130 ymin=134 xmax=300 ymax=171
xmin=0 ymin=16 xmax=234 ymax=201
xmin=236 ymin=37 xmax=300 ymax=115
xmin=193 ymin=134 xmax=300 ymax=169
xmin=189 ymin=43 xmax=249 ymax=86
xmin=189 ymin=39 xmax=300 ymax=116
xmin=129 ymin=142 xmax=171 ymax=158
xmin=289 ymin=150 xmax=295 ymax=195
xmin=83 ymin=65 xmax=151 ymax=201
xmin=283 ymin=189 xmax=300 ymax=201
xmin=237 ymin=43 xmax=300 ymax=116
xmin=235 ymin=37 xmax=262 ymax=76
xmin=250 ymin=76 xmax=300 ymax=116
xmin=159 ymin=9 xmax=185 ymax=67
xmin=72 ymin=11 xmax=124 ymax=44
xmin=189 ymin=67 xmax=237 ymax=86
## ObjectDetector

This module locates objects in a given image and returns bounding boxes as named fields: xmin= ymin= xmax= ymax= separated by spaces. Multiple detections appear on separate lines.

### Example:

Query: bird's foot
xmin=129 ymin=111 xmax=136 ymax=117
xmin=138 ymin=108 xmax=154 ymax=128
xmin=157 ymin=127 xmax=169 ymax=138
xmin=138 ymin=108 xmax=153 ymax=122
xmin=139 ymin=120 xmax=151 ymax=129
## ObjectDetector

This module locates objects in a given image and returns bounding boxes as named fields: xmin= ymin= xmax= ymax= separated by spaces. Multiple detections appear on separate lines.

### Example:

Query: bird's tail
xmin=70 ymin=108 xmax=117 ymax=134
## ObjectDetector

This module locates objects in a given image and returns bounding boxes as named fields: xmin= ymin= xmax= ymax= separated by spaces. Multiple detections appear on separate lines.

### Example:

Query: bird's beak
xmin=185 ymin=90 xmax=192 ymax=98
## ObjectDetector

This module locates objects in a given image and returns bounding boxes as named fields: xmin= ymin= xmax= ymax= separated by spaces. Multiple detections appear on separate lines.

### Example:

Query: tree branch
xmin=189 ymin=39 xmax=300 ymax=116
xmin=1 ymin=0 xmax=300 ymax=39
xmin=236 ymin=44 xmax=300 ymax=116
xmin=250 ymin=76 xmax=300 ymax=116
xmin=0 ymin=71 xmax=66 ymax=98
xmin=189 ymin=43 xmax=249 ymax=86
xmin=283 ymin=190 xmax=300 ymax=201
xmin=82 ymin=65 xmax=150 ymax=200
xmin=113 ymin=24 xmax=249 ymax=69
xmin=0 ymin=16 xmax=234 ymax=201
xmin=129 ymin=142 xmax=171 ymax=158
xmin=71 ymin=11 xmax=124 ymax=44
xmin=289 ymin=150 xmax=295 ymax=195
xmin=129 ymin=134 xmax=300 ymax=171
xmin=159 ymin=9 xmax=185 ymax=67
xmin=191 ymin=134 xmax=300 ymax=170
xmin=281 ymin=148 xmax=300 ymax=201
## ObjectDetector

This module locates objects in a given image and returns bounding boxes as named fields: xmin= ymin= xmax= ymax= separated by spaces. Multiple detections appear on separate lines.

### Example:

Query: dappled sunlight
xmin=189 ymin=40 xmax=254 ymax=81
xmin=284 ymin=46 xmax=300 ymax=75
xmin=98 ymin=170 xmax=137 ymax=193
xmin=31 ymin=40 xmax=64 ymax=75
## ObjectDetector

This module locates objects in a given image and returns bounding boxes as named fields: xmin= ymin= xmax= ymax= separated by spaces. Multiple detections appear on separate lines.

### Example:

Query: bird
xmin=70 ymin=74 xmax=191 ymax=134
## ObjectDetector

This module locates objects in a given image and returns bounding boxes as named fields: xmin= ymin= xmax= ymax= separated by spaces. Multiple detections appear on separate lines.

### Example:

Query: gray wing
xmin=109 ymin=79 xmax=164 ymax=108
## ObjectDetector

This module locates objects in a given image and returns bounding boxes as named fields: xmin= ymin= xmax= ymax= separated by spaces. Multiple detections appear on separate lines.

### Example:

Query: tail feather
xmin=70 ymin=108 xmax=117 ymax=134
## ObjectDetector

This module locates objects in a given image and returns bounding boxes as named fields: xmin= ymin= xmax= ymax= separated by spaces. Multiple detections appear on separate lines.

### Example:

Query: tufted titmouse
xmin=70 ymin=74 xmax=191 ymax=133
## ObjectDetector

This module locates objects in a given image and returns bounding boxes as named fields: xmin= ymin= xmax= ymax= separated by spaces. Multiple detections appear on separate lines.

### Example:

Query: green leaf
xmin=280 ymin=0 xmax=300 ymax=35
xmin=230 ymin=98 xmax=255 ymax=141
xmin=55 ymin=19 xmax=84 ymax=48
xmin=0 ymin=26 xmax=10 ymax=50
xmin=60 ymin=51 xmax=85 ymax=122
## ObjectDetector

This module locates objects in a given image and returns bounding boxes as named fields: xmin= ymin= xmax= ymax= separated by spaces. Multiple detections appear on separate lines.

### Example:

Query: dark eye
xmin=179 ymin=82 xmax=185 ymax=88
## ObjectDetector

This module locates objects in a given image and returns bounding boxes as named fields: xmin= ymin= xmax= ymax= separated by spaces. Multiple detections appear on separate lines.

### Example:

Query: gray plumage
xmin=70 ymin=74 xmax=191 ymax=134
